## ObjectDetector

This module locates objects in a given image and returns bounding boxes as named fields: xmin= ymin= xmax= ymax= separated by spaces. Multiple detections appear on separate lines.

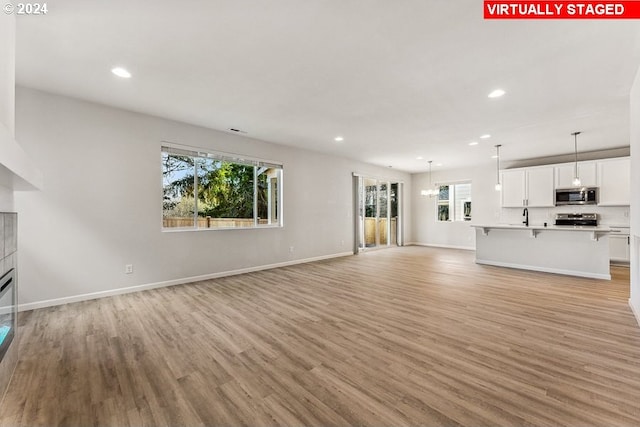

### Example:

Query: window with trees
xmin=437 ymin=182 xmax=471 ymax=222
xmin=162 ymin=145 xmax=283 ymax=230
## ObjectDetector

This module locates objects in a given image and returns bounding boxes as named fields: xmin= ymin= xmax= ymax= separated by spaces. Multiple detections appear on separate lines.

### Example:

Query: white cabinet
xmin=597 ymin=157 xmax=630 ymax=206
xmin=501 ymin=166 xmax=554 ymax=207
xmin=501 ymin=170 xmax=526 ymax=207
xmin=526 ymin=167 xmax=555 ymax=207
xmin=609 ymin=227 xmax=630 ymax=263
xmin=555 ymin=161 xmax=597 ymax=188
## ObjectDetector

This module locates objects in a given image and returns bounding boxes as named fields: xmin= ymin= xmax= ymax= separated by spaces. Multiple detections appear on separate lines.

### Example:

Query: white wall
xmin=0 ymin=12 xmax=15 ymax=137
xmin=630 ymin=66 xmax=640 ymax=324
xmin=0 ymin=186 xmax=13 ymax=212
xmin=14 ymin=87 xmax=411 ymax=309
xmin=411 ymin=164 xmax=499 ymax=249
xmin=0 ymin=12 xmax=15 ymax=211
xmin=0 ymin=11 xmax=41 ymax=193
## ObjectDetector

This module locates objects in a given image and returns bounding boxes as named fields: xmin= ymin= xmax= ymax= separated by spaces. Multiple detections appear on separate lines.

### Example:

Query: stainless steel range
xmin=555 ymin=213 xmax=598 ymax=227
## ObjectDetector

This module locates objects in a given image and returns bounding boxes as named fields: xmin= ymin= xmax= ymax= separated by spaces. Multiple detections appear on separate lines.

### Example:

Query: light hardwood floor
xmin=1 ymin=246 xmax=639 ymax=426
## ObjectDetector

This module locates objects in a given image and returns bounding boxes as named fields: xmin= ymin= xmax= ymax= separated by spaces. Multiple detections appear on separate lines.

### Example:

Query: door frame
xmin=353 ymin=173 xmax=404 ymax=253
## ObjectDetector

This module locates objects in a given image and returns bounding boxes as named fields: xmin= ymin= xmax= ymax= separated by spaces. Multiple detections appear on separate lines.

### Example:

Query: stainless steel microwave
xmin=555 ymin=187 xmax=598 ymax=206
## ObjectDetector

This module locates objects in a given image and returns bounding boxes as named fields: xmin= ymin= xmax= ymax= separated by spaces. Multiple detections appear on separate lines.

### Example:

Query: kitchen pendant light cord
xmin=572 ymin=131 xmax=581 ymax=185
xmin=495 ymin=144 xmax=502 ymax=190
xmin=496 ymin=146 xmax=500 ymax=182
xmin=427 ymin=160 xmax=433 ymax=197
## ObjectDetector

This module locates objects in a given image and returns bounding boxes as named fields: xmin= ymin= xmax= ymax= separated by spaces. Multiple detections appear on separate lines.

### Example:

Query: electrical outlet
xmin=125 ymin=264 xmax=133 ymax=274
xmin=289 ymin=246 xmax=294 ymax=253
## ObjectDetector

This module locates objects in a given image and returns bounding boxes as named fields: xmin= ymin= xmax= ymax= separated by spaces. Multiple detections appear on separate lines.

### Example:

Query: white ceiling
xmin=15 ymin=1 xmax=640 ymax=173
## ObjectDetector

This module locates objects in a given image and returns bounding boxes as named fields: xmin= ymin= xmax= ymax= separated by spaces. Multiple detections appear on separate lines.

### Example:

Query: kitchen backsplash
xmin=500 ymin=206 xmax=630 ymax=227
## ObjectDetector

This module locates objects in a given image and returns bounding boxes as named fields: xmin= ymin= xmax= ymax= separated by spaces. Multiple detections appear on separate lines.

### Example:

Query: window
xmin=437 ymin=182 xmax=471 ymax=222
xmin=162 ymin=145 xmax=283 ymax=230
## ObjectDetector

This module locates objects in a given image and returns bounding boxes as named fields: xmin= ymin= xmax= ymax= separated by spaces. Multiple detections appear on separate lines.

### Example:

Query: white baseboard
xmin=630 ymin=299 xmax=640 ymax=328
xmin=18 ymin=251 xmax=354 ymax=312
xmin=408 ymin=242 xmax=475 ymax=251
xmin=476 ymin=259 xmax=611 ymax=280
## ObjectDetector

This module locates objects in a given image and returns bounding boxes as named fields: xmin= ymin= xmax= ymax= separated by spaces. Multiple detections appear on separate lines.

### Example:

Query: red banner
xmin=484 ymin=1 xmax=640 ymax=19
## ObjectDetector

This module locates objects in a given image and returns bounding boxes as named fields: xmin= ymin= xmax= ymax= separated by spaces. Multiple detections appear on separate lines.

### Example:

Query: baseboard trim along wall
xmin=630 ymin=299 xmax=640 ymax=327
xmin=19 ymin=251 xmax=354 ymax=312
xmin=476 ymin=259 xmax=612 ymax=281
xmin=407 ymin=242 xmax=475 ymax=251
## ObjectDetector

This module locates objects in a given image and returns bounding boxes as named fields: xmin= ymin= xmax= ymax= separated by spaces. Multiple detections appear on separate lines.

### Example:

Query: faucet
xmin=523 ymin=208 xmax=529 ymax=227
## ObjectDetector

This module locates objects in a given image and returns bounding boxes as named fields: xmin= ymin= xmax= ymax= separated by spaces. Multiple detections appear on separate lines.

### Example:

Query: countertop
xmin=471 ymin=224 xmax=612 ymax=232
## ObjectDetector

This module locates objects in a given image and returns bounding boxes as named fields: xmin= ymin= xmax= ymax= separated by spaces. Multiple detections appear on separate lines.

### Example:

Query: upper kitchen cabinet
xmin=501 ymin=166 xmax=555 ymax=207
xmin=555 ymin=161 xmax=597 ymax=188
xmin=501 ymin=169 xmax=526 ymax=207
xmin=597 ymin=157 xmax=630 ymax=206
xmin=526 ymin=166 xmax=555 ymax=207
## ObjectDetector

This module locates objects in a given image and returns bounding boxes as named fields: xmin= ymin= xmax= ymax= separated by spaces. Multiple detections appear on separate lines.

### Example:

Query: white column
xmin=629 ymin=65 xmax=640 ymax=325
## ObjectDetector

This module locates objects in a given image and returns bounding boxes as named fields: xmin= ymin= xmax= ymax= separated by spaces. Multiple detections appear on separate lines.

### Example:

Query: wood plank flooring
xmin=1 ymin=246 xmax=639 ymax=426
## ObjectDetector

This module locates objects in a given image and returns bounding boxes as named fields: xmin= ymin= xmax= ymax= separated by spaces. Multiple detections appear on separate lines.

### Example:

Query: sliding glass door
xmin=355 ymin=175 xmax=402 ymax=252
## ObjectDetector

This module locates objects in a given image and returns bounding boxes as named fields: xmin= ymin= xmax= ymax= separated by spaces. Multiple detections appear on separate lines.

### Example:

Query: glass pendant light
xmin=572 ymin=131 xmax=581 ymax=186
xmin=422 ymin=160 xmax=435 ymax=197
xmin=494 ymin=144 xmax=502 ymax=191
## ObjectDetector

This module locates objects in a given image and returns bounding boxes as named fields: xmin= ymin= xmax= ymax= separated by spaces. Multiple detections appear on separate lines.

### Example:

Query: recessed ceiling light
xmin=334 ymin=136 xmax=344 ymax=142
xmin=480 ymin=134 xmax=491 ymax=139
xmin=416 ymin=156 xmax=424 ymax=160
xmin=488 ymin=89 xmax=505 ymax=98
xmin=111 ymin=67 xmax=132 ymax=78
xmin=469 ymin=141 xmax=479 ymax=146
xmin=436 ymin=163 xmax=443 ymax=167
xmin=491 ymin=155 xmax=498 ymax=159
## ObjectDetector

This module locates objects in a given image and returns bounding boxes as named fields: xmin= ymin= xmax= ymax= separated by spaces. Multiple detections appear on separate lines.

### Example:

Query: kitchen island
xmin=471 ymin=224 xmax=612 ymax=280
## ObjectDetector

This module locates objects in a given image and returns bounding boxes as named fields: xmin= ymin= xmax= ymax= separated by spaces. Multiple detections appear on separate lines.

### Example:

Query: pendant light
xmin=421 ymin=160 xmax=436 ymax=197
xmin=494 ymin=144 xmax=502 ymax=191
xmin=571 ymin=131 xmax=581 ymax=186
